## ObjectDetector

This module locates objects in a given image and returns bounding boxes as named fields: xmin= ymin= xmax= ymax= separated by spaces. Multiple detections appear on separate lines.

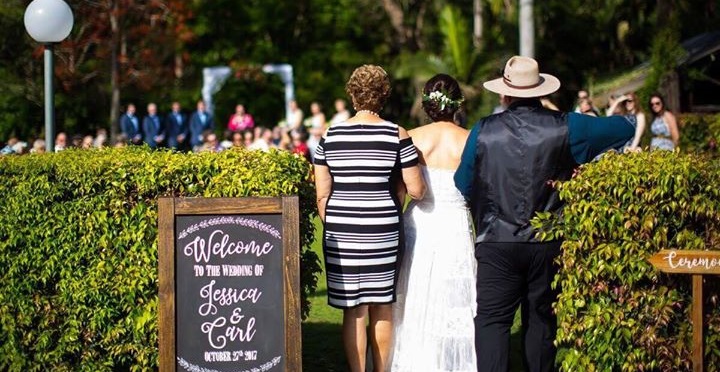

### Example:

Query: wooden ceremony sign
xmin=648 ymin=249 xmax=720 ymax=372
xmin=158 ymin=197 xmax=301 ymax=372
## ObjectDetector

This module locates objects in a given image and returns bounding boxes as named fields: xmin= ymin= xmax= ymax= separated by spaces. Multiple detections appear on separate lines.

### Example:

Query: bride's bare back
xmin=408 ymin=121 xmax=469 ymax=170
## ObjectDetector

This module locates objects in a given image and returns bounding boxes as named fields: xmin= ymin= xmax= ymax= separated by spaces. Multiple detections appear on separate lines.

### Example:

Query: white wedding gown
xmin=391 ymin=166 xmax=477 ymax=372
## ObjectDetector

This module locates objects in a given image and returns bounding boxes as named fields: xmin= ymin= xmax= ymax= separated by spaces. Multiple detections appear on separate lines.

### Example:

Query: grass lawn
xmin=300 ymin=217 xmax=537 ymax=372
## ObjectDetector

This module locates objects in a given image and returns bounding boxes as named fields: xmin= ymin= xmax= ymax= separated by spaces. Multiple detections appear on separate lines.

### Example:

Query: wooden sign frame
xmin=649 ymin=249 xmax=720 ymax=372
xmin=158 ymin=196 xmax=301 ymax=372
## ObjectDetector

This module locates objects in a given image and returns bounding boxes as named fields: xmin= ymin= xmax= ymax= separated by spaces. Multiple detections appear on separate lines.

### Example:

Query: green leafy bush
xmin=678 ymin=113 xmax=720 ymax=154
xmin=533 ymin=150 xmax=720 ymax=371
xmin=0 ymin=147 xmax=320 ymax=371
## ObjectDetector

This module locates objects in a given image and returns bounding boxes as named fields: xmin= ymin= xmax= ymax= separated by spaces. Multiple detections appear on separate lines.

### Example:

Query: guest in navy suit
xmin=120 ymin=104 xmax=142 ymax=145
xmin=189 ymin=100 xmax=214 ymax=151
xmin=142 ymin=102 xmax=165 ymax=149
xmin=166 ymin=101 xmax=188 ymax=151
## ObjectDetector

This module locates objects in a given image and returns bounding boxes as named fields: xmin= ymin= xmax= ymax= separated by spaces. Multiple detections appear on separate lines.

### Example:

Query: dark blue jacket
xmin=166 ymin=110 xmax=188 ymax=150
xmin=142 ymin=114 xmax=165 ymax=149
xmin=455 ymin=99 xmax=635 ymax=243
xmin=189 ymin=111 xmax=214 ymax=148
xmin=120 ymin=114 xmax=142 ymax=144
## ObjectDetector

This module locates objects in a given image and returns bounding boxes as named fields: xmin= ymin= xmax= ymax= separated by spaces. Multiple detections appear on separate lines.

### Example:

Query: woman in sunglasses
xmin=648 ymin=93 xmax=679 ymax=150
xmin=606 ymin=92 xmax=646 ymax=151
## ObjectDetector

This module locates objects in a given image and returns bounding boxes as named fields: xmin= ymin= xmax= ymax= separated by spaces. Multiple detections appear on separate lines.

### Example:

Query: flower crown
xmin=422 ymin=90 xmax=464 ymax=111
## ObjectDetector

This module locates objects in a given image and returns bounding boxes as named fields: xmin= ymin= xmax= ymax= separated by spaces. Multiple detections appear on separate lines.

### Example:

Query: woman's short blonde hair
xmin=345 ymin=65 xmax=391 ymax=113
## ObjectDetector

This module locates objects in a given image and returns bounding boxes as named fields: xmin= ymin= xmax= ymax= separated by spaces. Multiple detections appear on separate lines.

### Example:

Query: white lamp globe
xmin=24 ymin=0 xmax=74 ymax=43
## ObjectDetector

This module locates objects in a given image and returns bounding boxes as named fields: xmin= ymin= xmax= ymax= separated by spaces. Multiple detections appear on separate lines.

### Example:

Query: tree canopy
xmin=1 ymin=0 xmax=718 ymax=141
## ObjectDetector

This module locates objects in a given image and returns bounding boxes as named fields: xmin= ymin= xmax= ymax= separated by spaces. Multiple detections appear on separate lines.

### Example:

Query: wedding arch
xmin=201 ymin=64 xmax=295 ymax=123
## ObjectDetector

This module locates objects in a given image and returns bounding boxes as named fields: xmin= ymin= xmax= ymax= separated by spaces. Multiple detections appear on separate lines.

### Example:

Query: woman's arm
xmin=314 ymin=165 xmax=332 ymax=222
xmin=605 ymin=95 xmax=626 ymax=117
xmin=665 ymin=111 xmax=680 ymax=146
xmin=629 ymin=112 xmax=646 ymax=149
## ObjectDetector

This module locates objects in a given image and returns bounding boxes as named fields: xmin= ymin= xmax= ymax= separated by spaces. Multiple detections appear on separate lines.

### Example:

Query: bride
xmin=391 ymin=74 xmax=477 ymax=371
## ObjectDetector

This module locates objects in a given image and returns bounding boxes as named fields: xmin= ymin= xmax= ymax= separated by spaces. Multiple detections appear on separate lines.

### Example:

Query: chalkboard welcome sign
xmin=159 ymin=197 xmax=301 ymax=372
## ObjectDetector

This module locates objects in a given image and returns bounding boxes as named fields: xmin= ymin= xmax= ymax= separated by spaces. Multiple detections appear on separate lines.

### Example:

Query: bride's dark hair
xmin=422 ymin=74 xmax=464 ymax=123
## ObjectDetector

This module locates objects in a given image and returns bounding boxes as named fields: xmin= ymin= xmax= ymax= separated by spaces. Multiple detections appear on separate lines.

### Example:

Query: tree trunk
xmin=473 ymin=0 xmax=483 ymax=48
xmin=109 ymin=0 xmax=120 ymax=143
xmin=519 ymin=0 xmax=534 ymax=58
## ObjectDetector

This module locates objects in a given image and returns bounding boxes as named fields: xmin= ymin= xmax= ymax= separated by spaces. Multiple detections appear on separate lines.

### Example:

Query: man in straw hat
xmin=455 ymin=56 xmax=635 ymax=372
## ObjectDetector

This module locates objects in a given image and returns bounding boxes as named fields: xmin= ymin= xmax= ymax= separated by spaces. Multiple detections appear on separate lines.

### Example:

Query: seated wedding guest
xmin=114 ymin=135 xmax=128 ymax=148
xmin=94 ymin=128 xmax=108 ymax=148
xmin=271 ymin=126 xmax=283 ymax=147
xmin=648 ymin=93 xmax=679 ymax=150
xmin=276 ymin=127 xmax=292 ymax=151
xmin=71 ymin=134 xmax=83 ymax=148
xmin=314 ymin=64 xmax=426 ymax=372
xmin=248 ymin=127 xmax=273 ymax=152
xmin=219 ymin=130 xmax=233 ymax=150
xmin=573 ymin=89 xmax=590 ymax=112
xmin=242 ymin=130 xmax=254 ymax=148
xmin=55 ymin=132 xmax=67 ymax=152
xmin=30 ymin=139 xmax=46 ymax=154
xmin=606 ymin=92 xmax=646 ymax=152
xmin=578 ymin=97 xmax=599 ymax=116
xmin=290 ymin=129 xmax=309 ymax=160
xmin=1 ymin=137 xmax=19 ymax=155
xmin=227 ymin=104 xmax=254 ymax=132
xmin=199 ymin=131 xmax=222 ymax=153
xmin=231 ymin=131 xmax=244 ymax=148
xmin=81 ymin=135 xmax=94 ymax=149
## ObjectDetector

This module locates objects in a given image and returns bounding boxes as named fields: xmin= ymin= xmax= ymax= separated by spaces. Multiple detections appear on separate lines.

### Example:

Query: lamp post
xmin=24 ymin=0 xmax=74 ymax=153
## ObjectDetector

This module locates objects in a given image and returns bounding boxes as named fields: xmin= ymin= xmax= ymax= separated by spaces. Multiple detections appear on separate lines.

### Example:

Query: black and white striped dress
xmin=314 ymin=121 xmax=419 ymax=309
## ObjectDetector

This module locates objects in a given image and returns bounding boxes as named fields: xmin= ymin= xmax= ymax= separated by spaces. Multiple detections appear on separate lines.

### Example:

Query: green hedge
xmin=0 ymin=147 xmax=320 ymax=371
xmin=533 ymin=150 xmax=720 ymax=371
xmin=678 ymin=113 xmax=720 ymax=154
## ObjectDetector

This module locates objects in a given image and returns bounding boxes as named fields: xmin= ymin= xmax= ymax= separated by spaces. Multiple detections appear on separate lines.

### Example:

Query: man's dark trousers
xmin=474 ymin=241 xmax=561 ymax=372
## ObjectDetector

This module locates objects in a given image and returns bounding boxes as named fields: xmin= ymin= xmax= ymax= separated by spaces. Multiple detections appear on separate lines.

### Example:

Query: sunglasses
xmin=651 ymin=101 xmax=662 ymax=106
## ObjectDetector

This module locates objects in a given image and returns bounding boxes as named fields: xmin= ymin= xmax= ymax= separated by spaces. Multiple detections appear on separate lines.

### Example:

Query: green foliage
xmin=532 ymin=151 xmax=720 ymax=371
xmin=0 ymin=147 xmax=321 ymax=370
xmin=439 ymin=5 xmax=474 ymax=83
xmin=640 ymin=10 xmax=685 ymax=101
xmin=677 ymin=113 xmax=720 ymax=154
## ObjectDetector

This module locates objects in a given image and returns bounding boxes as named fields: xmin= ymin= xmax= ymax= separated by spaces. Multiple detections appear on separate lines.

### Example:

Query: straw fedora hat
xmin=483 ymin=56 xmax=561 ymax=98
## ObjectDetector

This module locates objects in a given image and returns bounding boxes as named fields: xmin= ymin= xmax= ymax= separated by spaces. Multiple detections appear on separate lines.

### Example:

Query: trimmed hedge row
xmin=533 ymin=150 xmax=720 ymax=371
xmin=0 ymin=147 xmax=320 ymax=371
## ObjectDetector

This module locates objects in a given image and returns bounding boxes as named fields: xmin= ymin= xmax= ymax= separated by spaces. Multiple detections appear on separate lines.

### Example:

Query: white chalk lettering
xmin=201 ymin=316 xmax=227 ymax=349
xmin=200 ymin=310 xmax=257 ymax=350
xmin=198 ymin=280 xmax=263 ymax=317
xmin=222 ymin=264 xmax=254 ymax=277
xmin=664 ymin=250 xmax=720 ymax=271
xmin=204 ymin=351 xmax=231 ymax=362
xmin=183 ymin=230 xmax=274 ymax=263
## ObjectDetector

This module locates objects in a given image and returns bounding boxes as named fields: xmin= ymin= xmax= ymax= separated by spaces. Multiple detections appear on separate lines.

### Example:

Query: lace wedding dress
xmin=391 ymin=166 xmax=477 ymax=372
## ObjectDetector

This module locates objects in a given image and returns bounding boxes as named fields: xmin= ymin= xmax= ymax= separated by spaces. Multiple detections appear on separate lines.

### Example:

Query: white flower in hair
xmin=423 ymin=90 xmax=463 ymax=111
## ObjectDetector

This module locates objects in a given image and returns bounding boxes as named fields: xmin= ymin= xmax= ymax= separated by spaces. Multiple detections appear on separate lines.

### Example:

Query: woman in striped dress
xmin=314 ymin=65 xmax=426 ymax=372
